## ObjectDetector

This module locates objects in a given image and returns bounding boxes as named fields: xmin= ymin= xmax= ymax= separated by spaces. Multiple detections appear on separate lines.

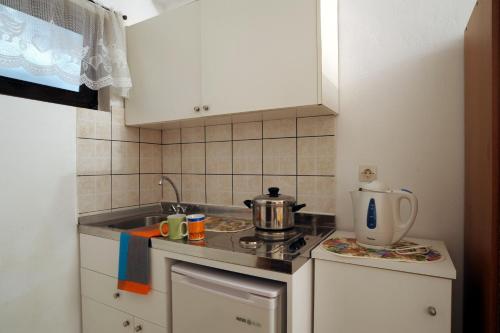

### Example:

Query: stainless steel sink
xmin=108 ymin=215 xmax=168 ymax=230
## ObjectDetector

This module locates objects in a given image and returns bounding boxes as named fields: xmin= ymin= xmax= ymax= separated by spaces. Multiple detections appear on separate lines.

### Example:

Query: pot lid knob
xmin=268 ymin=187 xmax=280 ymax=197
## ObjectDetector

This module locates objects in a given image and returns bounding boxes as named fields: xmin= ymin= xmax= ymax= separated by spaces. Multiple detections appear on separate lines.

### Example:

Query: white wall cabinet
xmin=125 ymin=0 xmax=338 ymax=126
xmin=312 ymin=231 xmax=456 ymax=333
xmin=126 ymin=1 xmax=201 ymax=125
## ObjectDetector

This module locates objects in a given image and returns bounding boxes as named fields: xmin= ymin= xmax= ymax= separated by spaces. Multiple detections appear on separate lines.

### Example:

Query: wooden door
xmin=125 ymin=1 xmax=201 ymax=125
xmin=200 ymin=0 xmax=319 ymax=116
xmin=464 ymin=0 xmax=500 ymax=332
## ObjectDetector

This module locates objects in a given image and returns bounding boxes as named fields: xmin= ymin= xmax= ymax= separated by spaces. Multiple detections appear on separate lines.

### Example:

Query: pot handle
xmin=243 ymin=200 xmax=253 ymax=209
xmin=292 ymin=203 xmax=306 ymax=212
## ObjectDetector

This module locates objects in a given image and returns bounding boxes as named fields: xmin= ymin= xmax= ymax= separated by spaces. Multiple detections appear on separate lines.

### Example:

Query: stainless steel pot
xmin=244 ymin=187 xmax=306 ymax=230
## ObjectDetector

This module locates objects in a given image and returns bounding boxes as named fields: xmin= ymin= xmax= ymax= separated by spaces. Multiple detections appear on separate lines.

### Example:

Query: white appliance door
xmin=172 ymin=272 xmax=282 ymax=333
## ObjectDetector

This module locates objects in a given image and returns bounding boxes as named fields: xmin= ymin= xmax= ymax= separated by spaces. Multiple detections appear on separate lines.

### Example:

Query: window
xmin=0 ymin=2 xmax=97 ymax=109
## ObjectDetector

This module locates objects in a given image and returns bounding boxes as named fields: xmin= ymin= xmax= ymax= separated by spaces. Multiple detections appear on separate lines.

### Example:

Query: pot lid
xmin=253 ymin=187 xmax=296 ymax=205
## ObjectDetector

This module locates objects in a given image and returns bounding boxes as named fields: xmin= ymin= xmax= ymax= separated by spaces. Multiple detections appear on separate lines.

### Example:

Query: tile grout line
xmin=261 ymin=120 xmax=264 ymax=195
xmin=296 ymin=117 xmax=299 ymax=201
xmin=204 ymin=126 xmax=207 ymax=204
xmin=231 ymin=123 xmax=234 ymax=206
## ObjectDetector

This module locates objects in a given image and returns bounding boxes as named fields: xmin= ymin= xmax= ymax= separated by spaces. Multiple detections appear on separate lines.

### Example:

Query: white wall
xmin=336 ymin=1 xmax=475 ymax=331
xmin=0 ymin=95 xmax=80 ymax=333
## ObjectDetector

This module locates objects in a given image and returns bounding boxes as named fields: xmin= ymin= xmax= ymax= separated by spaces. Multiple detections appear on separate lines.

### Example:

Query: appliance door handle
xmin=173 ymin=273 xmax=262 ymax=305
xmin=391 ymin=190 xmax=418 ymax=243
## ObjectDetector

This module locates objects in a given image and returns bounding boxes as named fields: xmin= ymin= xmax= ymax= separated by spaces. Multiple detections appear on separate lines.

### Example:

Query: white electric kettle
xmin=350 ymin=181 xmax=418 ymax=249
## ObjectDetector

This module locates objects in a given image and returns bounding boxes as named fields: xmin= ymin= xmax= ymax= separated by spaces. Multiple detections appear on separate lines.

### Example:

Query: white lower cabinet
xmin=82 ymin=297 xmax=165 ymax=333
xmin=312 ymin=232 xmax=456 ymax=333
xmin=314 ymin=261 xmax=452 ymax=333
xmin=80 ymin=235 xmax=168 ymax=332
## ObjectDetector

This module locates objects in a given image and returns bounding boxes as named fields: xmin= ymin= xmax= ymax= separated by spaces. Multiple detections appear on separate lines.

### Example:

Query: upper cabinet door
xmin=200 ymin=0 xmax=319 ymax=116
xmin=125 ymin=1 xmax=201 ymax=126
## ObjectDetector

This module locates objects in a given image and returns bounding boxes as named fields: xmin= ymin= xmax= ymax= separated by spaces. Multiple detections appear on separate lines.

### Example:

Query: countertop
xmin=312 ymin=230 xmax=456 ymax=279
xmin=79 ymin=203 xmax=336 ymax=274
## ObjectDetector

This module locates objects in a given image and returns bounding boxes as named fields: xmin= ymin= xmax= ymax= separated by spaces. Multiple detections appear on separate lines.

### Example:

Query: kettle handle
xmin=391 ymin=190 xmax=418 ymax=244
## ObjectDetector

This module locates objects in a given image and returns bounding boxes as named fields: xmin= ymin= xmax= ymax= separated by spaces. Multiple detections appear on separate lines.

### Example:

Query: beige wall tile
xmin=206 ymin=124 xmax=232 ymax=142
xmin=297 ymin=116 xmax=336 ymax=137
xmin=206 ymin=175 xmax=232 ymax=205
xmin=263 ymin=176 xmax=296 ymax=198
xmin=162 ymin=174 xmax=181 ymax=202
xmin=297 ymin=176 xmax=336 ymax=214
xmin=140 ymin=174 xmax=162 ymax=205
xmin=233 ymin=122 xmax=262 ymax=140
xmin=162 ymin=128 xmax=181 ymax=144
xmin=111 ymin=107 xmax=139 ymax=142
xmin=182 ymin=143 xmax=205 ymax=174
xmin=232 ymin=112 xmax=263 ymax=123
xmin=182 ymin=174 xmax=205 ymax=203
xmin=233 ymin=175 xmax=262 ymax=206
xmin=181 ymin=126 xmax=205 ymax=143
xmin=140 ymin=143 xmax=162 ymax=173
xmin=162 ymin=144 xmax=181 ymax=173
xmin=206 ymin=142 xmax=232 ymax=175
xmin=77 ymin=175 xmax=111 ymax=213
xmin=263 ymin=138 xmax=296 ymax=175
xmin=77 ymin=108 xmax=111 ymax=140
xmin=233 ymin=140 xmax=262 ymax=175
xmin=77 ymin=139 xmax=111 ymax=175
xmin=140 ymin=128 xmax=162 ymax=144
xmin=112 ymin=175 xmax=140 ymax=208
xmin=263 ymin=118 xmax=296 ymax=138
xmin=112 ymin=142 xmax=139 ymax=174
xmin=297 ymin=136 xmax=336 ymax=176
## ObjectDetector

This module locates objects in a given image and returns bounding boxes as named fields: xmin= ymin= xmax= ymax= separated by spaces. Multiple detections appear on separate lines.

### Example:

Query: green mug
xmin=160 ymin=214 xmax=188 ymax=240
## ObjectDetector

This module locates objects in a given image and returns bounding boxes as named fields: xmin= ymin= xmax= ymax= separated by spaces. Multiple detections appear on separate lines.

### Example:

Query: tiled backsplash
xmin=77 ymin=107 xmax=163 ymax=214
xmin=76 ymin=108 xmax=337 ymax=215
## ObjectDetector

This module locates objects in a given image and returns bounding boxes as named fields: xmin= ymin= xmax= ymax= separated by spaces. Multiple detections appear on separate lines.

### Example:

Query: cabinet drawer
xmin=82 ymin=296 xmax=134 ymax=333
xmin=81 ymin=268 xmax=167 ymax=327
xmin=134 ymin=317 xmax=166 ymax=333
xmin=314 ymin=260 xmax=452 ymax=333
xmin=80 ymin=234 xmax=167 ymax=292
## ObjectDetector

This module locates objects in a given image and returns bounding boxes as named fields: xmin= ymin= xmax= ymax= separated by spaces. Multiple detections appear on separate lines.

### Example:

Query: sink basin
xmin=108 ymin=215 xmax=168 ymax=230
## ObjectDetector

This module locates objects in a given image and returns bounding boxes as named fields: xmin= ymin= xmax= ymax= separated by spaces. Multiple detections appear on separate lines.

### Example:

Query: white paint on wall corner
xmin=335 ymin=1 xmax=475 ymax=332
xmin=0 ymin=95 xmax=80 ymax=332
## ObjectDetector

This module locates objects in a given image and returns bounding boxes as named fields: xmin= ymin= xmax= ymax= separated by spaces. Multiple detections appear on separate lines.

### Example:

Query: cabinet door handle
xmin=113 ymin=292 xmax=120 ymax=299
xmin=427 ymin=306 xmax=437 ymax=316
xmin=135 ymin=325 xmax=143 ymax=332
xmin=194 ymin=106 xmax=200 ymax=112
xmin=123 ymin=320 xmax=130 ymax=327
xmin=203 ymin=105 xmax=210 ymax=111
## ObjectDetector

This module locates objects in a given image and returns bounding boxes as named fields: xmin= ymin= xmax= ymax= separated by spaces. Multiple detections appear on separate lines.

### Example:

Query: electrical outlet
xmin=359 ymin=165 xmax=377 ymax=182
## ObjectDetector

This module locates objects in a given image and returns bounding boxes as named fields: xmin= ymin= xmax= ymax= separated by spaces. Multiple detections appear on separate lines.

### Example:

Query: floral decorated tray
xmin=322 ymin=237 xmax=442 ymax=263
xmin=204 ymin=216 xmax=254 ymax=233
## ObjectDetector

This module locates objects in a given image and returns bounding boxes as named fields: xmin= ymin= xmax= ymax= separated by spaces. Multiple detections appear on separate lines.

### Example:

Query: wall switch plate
xmin=359 ymin=165 xmax=377 ymax=182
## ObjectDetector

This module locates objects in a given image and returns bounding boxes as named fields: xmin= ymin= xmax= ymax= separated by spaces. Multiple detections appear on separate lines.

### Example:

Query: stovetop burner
xmin=239 ymin=236 xmax=263 ymax=249
xmin=255 ymin=228 xmax=299 ymax=241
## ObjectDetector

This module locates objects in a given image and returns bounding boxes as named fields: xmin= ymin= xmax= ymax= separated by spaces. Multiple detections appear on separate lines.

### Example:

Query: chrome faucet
xmin=159 ymin=175 xmax=185 ymax=214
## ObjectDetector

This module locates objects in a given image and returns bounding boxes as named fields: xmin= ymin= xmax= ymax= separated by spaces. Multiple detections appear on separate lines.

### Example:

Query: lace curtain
xmin=0 ymin=0 xmax=132 ymax=97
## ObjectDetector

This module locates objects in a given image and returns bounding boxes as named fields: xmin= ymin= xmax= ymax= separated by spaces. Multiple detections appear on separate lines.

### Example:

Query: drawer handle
xmin=123 ymin=320 xmax=130 ymax=327
xmin=135 ymin=325 xmax=143 ymax=332
xmin=113 ymin=292 xmax=121 ymax=299
xmin=427 ymin=306 xmax=437 ymax=316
